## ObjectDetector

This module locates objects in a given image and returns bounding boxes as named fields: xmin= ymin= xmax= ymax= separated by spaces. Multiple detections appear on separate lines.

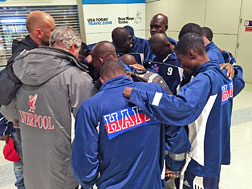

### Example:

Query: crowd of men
xmin=0 ymin=11 xmax=245 ymax=189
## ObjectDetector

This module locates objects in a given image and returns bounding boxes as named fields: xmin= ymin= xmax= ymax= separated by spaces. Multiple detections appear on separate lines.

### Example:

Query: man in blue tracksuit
xmin=112 ymin=27 xmax=153 ymax=65
xmin=148 ymin=33 xmax=190 ymax=94
xmin=179 ymin=23 xmax=225 ymax=64
xmin=123 ymin=33 xmax=245 ymax=189
xmin=150 ymin=13 xmax=177 ymax=46
xmin=72 ymin=60 xmax=190 ymax=189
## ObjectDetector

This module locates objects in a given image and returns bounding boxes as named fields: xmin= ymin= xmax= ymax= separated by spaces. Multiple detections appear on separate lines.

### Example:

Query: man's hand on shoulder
xmin=220 ymin=63 xmax=235 ymax=80
xmin=130 ymin=64 xmax=146 ymax=71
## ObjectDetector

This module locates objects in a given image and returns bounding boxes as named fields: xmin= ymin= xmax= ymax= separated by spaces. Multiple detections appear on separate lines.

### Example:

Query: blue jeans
xmin=11 ymin=129 xmax=25 ymax=189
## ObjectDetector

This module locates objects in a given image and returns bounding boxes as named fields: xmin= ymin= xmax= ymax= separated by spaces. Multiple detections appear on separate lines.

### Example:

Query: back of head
xmin=178 ymin=23 xmax=203 ymax=40
xmin=92 ymin=41 xmax=116 ymax=59
xmin=112 ymin=27 xmax=132 ymax=53
xmin=150 ymin=33 xmax=170 ymax=57
xmin=119 ymin=54 xmax=138 ymax=65
xmin=176 ymin=33 xmax=205 ymax=56
xmin=91 ymin=41 xmax=118 ymax=72
xmin=202 ymin=27 xmax=213 ymax=42
xmin=49 ymin=25 xmax=81 ymax=51
xmin=100 ymin=60 xmax=127 ymax=81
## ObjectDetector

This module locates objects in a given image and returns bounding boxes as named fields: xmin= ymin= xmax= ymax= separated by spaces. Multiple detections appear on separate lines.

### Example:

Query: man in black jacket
xmin=0 ymin=11 xmax=55 ymax=105
xmin=0 ymin=11 xmax=55 ymax=189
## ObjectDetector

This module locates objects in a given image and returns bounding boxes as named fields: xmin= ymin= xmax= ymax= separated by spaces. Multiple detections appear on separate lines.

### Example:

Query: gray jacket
xmin=4 ymin=47 xmax=96 ymax=189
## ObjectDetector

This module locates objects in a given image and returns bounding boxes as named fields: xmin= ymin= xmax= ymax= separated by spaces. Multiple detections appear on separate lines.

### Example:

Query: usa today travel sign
xmin=82 ymin=0 xmax=145 ymax=44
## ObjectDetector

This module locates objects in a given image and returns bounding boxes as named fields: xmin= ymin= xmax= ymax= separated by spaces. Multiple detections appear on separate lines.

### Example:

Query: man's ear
xmin=166 ymin=42 xmax=171 ymax=48
xmin=187 ymin=50 xmax=197 ymax=59
xmin=35 ymin=29 xmax=43 ymax=39
xmin=100 ymin=77 xmax=106 ymax=84
xmin=70 ymin=43 xmax=80 ymax=58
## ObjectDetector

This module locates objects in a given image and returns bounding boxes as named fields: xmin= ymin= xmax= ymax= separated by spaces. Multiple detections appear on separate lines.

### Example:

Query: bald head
xmin=150 ymin=13 xmax=168 ymax=36
xmin=112 ymin=27 xmax=133 ymax=53
xmin=26 ymin=11 xmax=55 ymax=46
xmin=119 ymin=54 xmax=138 ymax=66
xmin=150 ymin=33 xmax=172 ymax=57
xmin=91 ymin=41 xmax=118 ymax=72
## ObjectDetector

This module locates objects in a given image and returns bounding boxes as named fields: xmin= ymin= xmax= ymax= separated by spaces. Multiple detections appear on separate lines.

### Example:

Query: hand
xmin=14 ymin=122 xmax=20 ymax=129
xmin=86 ymin=55 xmax=92 ymax=64
xmin=123 ymin=87 xmax=133 ymax=98
xmin=220 ymin=63 xmax=235 ymax=80
xmin=0 ymin=135 xmax=9 ymax=142
xmin=130 ymin=64 xmax=146 ymax=71
xmin=218 ymin=48 xmax=223 ymax=53
xmin=165 ymin=169 xmax=178 ymax=179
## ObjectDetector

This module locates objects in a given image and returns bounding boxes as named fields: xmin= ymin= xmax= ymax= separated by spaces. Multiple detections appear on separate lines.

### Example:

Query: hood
xmin=13 ymin=46 xmax=88 ymax=85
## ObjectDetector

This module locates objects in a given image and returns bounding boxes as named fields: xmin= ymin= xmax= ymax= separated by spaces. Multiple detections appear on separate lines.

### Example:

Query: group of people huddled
xmin=0 ymin=10 xmax=245 ymax=189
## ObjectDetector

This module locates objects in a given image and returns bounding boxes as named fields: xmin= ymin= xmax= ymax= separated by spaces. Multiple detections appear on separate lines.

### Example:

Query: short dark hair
xmin=112 ymin=27 xmax=129 ymax=46
xmin=124 ymin=25 xmax=135 ymax=37
xmin=79 ymin=42 xmax=90 ymax=57
xmin=202 ymin=27 xmax=213 ymax=42
xmin=176 ymin=33 xmax=205 ymax=56
xmin=178 ymin=23 xmax=203 ymax=40
xmin=100 ymin=60 xmax=127 ymax=79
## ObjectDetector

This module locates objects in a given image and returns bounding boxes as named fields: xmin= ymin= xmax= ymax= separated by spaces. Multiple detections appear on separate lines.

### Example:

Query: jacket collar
xmin=194 ymin=61 xmax=219 ymax=76
xmin=205 ymin=41 xmax=217 ymax=52
xmin=100 ymin=75 xmax=134 ymax=91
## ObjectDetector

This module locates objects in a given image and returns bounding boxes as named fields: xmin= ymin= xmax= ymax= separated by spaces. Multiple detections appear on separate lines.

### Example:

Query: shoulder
xmin=134 ymin=36 xmax=149 ymax=44
xmin=133 ymin=81 xmax=164 ymax=92
xmin=64 ymin=67 xmax=93 ymax=82
xmin=79 ymin=91 xmax=102 ymax=111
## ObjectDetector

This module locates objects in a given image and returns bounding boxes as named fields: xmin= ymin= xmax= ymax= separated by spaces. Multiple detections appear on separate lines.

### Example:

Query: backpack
xmin=130 ymin=70 xmax=172 ymax=94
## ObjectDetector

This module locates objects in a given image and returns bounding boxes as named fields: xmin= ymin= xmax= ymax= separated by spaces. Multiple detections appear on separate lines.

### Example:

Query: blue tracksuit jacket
xmin=222 ymin=50 xmax=236 ymax=64
xmin=206 ymin=42 xmax=225 ymax=64
xmin=115 ymin=36 xmax=153 ymax=65
xmin=72 ymin=76 xmax=190 ymax=188
xmin=127 ymin=61 xmax=245 ymax=177
xmin=148 ymin=52 xmax=187 ymax=94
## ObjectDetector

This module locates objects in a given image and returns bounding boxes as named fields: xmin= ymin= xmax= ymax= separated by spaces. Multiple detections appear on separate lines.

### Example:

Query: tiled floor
xmin=1 ymin=83 xmax=252 ymax=189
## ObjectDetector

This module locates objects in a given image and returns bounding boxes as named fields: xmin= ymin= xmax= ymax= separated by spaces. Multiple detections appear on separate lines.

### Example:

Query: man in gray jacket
xmin=1 ymin=26 xmax=96 ymax=189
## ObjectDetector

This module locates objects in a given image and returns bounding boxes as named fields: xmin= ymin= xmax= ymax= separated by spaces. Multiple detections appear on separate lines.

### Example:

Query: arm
xmin=233 ymin=64 xmax=245 ymax=97
xmin=124 ymin=74 xmax=211 ymax=126
xmin=0 ymin=113 xmax=10 ymax=141
xmin=221 ymin=50 xmax=236 ymax=65
xmin=0 ymin=98 xmax=19 ymax=122
xmin=72 ymin=103 xmax=99 ymax=188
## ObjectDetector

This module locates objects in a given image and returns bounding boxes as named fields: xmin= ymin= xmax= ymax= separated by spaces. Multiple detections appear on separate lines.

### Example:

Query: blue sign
xmin=0 ymin=0 xmax=6 ymax=2
xmin=82 ymin=0 xmax=145 ymax=4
